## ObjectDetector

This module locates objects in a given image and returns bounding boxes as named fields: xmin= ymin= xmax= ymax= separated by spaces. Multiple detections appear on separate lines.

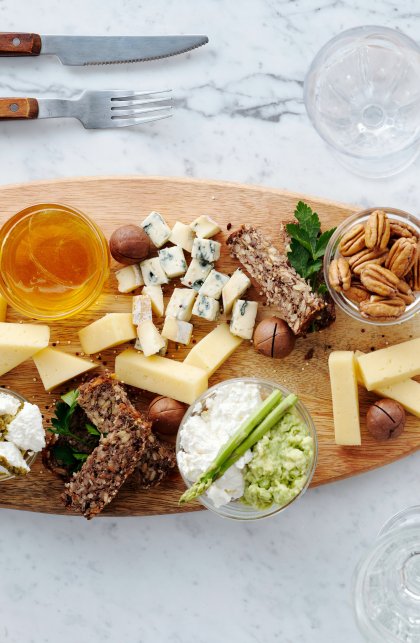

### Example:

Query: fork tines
xmin=110 ymin=89 xmax=172 ymax=126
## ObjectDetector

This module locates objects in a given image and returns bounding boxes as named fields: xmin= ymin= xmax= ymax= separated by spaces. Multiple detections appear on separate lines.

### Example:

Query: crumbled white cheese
xmin=5 ymin=401 xmax=45 ymax=452
xmin=177 ymin=382 xmax=263 ymax=507
xmin=0 ymin=392 xmax=21 ymax=417
xmin=0 ymin=441 xmax=30 ymax=475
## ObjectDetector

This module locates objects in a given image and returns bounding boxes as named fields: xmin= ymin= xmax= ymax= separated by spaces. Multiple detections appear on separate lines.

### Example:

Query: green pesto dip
xmin=242 ymin=409 xmax=314 ymax=510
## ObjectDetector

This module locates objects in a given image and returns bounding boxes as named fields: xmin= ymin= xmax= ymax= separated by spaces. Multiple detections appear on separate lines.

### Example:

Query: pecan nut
xmin=339 ymin=223 xmax=366 ymax=256
xmin=365 ymin=210 xmax=390 ymax=250
xmin=328 ymin=257 xmax=351 ymax=292
xmin=385 ymin=237 xmax=417 ymax=278
xmin=359 ymin=296 xmax=406 ymax=319
xmin=345 ymin=283 xmax=370 ymax=304
xmin=390 ymin=221 xmax=419 ymax=240
xmin=348 ymin=247 xmax=388 ymax=275
xmin=360 ymin=264 xmax=400 ymax=297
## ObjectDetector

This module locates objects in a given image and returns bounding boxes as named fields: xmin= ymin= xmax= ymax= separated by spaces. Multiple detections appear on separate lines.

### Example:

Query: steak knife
xmin=0 ymin=32 xmax=209 ymax=65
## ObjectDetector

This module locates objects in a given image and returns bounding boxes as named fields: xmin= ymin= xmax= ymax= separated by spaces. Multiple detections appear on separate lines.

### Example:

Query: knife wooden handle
xmin=0 ymin=32 xmax=41 ymax=56
xmin=0 ymin=98 xmax=39 ymax=119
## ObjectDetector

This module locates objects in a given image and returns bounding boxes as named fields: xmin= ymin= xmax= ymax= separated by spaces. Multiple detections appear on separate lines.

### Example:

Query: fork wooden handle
xmin=0 ymin=33 xmax=41 ymax=56
xmin=0 ymin=98 xmax=39 ymax=119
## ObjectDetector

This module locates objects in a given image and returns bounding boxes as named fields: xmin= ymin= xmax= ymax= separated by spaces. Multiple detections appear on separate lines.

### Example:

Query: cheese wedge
xmin=79 ymin=313 xmax=136 ymax=355
xmin=0 ymin=322 xmax=50 ymax=377
xmin=357 ymin=338 xmax=420 ymax=390
xmin=184 ymin=324 xmax=242 ymax=376
xmin=137 ymin=320 xmax=166 ymax=357
xmin=328 ymin=351 xmax=361 ymax=446
xmin=0 ymin=294 xmax=7 ymax=322
xmin=143 ymin=285 xmax=164 ymax=317
xmin=115 ymin=349 xmax=208 ymax=404
xmin=355 ymin=350 xmax=420 ymax=418
xmin=33 ymin=347 xmax=97 ymax=391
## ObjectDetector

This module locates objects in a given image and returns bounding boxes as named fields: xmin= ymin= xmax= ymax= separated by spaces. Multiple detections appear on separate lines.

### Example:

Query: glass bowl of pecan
xmin=323 ymin=208 xmax=420 ymax=325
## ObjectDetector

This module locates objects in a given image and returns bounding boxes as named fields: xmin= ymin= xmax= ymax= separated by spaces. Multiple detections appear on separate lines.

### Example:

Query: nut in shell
xmin=348 ymin=247 xmax=388 ymax=275
xmin=328 ymin=257 xmax=351 ymax=292
xmin=344 ymin=282 xmax=370 ymax=304
xmin=360 ymin=264 xmax=400 ymax=297
xmin=359 ymin=296 xmax=406 ymax=319
xmin=365 ymin=210 xmax=390 ymax=250
xmin=147 ymin=396 xmax=188 ymax=435
xmin=109 ymin=225 xmax=150 ymax=265
xmin=253 ymin=317 xmax=296 ymax=358
xmin=366 ymin=399 xmax=406 ymax=440
xmin=385 ymin=237 xmax=417 ymax=278
xmin=339 ymin=223 xmax=366 ymax=256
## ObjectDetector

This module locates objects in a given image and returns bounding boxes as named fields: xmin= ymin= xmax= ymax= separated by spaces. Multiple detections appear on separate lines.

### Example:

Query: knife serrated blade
xmin=0 ymin=33 xmax=208 ymax=65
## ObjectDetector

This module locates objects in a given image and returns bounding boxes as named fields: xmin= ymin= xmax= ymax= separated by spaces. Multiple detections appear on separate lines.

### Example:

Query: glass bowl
xmin=0 ymin=388 xmax=38 ymax=482
xmin=0 ymin=203 xmax=110 ymax=321
xmin=176 ymin=377 xmax=318 ymax=521
xmin=323 ymin=207 xmax=420 ymax=326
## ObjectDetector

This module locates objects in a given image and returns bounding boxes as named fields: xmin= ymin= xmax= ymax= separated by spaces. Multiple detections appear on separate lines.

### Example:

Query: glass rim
xmin=176 ymin=377 xmax=318 ymax=521
xmin=0 ymin=202 xmax=110 ymax=321
xmin=0 ymin=387 xmax=38 ymax=483
xmin=323 ymin=207 xmax=420 ymax=326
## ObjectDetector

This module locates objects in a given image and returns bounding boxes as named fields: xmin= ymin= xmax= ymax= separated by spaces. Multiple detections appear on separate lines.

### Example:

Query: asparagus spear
xmin=179 ymin=391 xmax=297 ymax=505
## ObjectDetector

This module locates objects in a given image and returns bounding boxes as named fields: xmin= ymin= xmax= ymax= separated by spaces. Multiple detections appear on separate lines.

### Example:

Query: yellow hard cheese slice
xmin=355 ymin=350 xmax=420 ymax=418
xmin=357 ymin=338 xmax=420 ymax=390
xmin=328 ymin=351 xmax=361 ymax=446
xmin=0 ymin=322 xmax=50 ymax=377
xmin=0 ymin=294 xmax=7 ymax=322
xmin=184 ymin=323 xmax=242 ymax=376
xmin=79 ymin=313 xmax=136 ymax=355
xmin=115 ymin=349 xmax=208 ymax=405
xmin=33 ymin=347 xmax=97 ymax=391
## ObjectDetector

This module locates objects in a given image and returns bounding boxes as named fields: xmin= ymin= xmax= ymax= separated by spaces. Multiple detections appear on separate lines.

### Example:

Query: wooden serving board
xmin=0 ymin=176 xmax=418 ymax=517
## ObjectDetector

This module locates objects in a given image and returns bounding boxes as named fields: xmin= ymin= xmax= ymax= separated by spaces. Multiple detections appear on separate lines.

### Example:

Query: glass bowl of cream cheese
xmin=176 ymin=378 xmax=318 ymax=520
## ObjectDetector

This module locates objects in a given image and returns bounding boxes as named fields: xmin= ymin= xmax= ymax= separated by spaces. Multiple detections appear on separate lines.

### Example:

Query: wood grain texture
xmin=0 ymin=98 xmax=39 ymax=120
xmin=0 ymin=176 xmax=418 ymax=517
xmin=0 ymin=32 xmax=41 ymax=56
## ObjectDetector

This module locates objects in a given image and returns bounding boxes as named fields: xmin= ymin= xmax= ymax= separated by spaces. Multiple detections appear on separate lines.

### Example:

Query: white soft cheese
xmin=0 ymin=392 xmax=21 ymax=416
xmin=177 ymin=382 xmax=263 ymax=507
xmin=5 ymin=401 xmax=45 ymax=452
xmin=0 ymin=441 xmax=30 ymax=474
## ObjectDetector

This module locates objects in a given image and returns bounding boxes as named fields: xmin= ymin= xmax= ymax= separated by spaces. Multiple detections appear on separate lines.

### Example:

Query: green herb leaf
xmin=72 ymin=452 xmax=89 ymax=462
xmin=85 ymin=423 xmax=101 ymax=436
xmin=314 ymin=228 xmax=336 ymax=259
xmin=61 ymin=389 xmax=79 ymax=408
xmin=52 ymin=443 xmax=76 ymax=467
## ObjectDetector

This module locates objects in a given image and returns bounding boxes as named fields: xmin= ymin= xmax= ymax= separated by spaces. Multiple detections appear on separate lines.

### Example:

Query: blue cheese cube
xmin=191 ymin=238 xmax=221 ymax=264
xmin=222 ymin=268 xmax=251 ymax=315
xmin=132 ymin=295 xmax=153 ymax=325
xmin=190 ymin=215 xmax=221 ymax=239
xmin=135 ymin=335 xmax=168 ymax=356
xmin=169 ymin=221 xmax=195 ymax=253
xmin=141 ymin=211 xmax=171 ymax=248
xmin=115 ymin=264 xmax=144 ymax=293
xmin=181 ymin=259 xmax=213 ymax=291
xmin=162 ymin=318 xmax=193 ymax=345
xmin=192 ymin=294 xmax=220 ymax=321
xmin=199 ymin=269 xmax=229 ymax=299
xmin=158 ymin=246 xmax=187 ymax=278
xmin=230 ymin=300 xmax=258 ymax=340
xmin=166 ymin=288 xmax=196 ymax=321
xmin=140 ymin=257 xmax=169 ymax=287
xmin=137 ymin=320 xmax=167 ymax=357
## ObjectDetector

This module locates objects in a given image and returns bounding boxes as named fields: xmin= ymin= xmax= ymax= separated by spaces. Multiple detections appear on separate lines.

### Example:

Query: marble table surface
xmin=0 ymin=1 xmax=419 ymax=641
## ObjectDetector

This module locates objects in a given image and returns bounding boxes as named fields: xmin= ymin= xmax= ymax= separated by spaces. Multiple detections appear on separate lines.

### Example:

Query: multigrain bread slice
xmin=227 ymin=225 xmax=326 ymax=335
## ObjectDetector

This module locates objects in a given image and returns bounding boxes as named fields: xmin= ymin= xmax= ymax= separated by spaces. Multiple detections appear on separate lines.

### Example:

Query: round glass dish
xmin=176 ymin=377 xmax=318 ymax=521
xmin=0 ymin=203 xmax=110 ymax=321
xmin=0 ymin=388 xmax=37 ymax=482
xmin=323 ymin=207 xmax=420 ymax=326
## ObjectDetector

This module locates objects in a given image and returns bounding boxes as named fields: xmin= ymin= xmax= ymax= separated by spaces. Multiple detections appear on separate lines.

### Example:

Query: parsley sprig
xmin=286 ymin=201 xmax=336 ymax=293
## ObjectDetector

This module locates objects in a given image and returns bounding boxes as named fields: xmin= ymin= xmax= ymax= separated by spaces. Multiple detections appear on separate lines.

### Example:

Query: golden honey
xmin=0 ymin=204 xmax=109 ymax=320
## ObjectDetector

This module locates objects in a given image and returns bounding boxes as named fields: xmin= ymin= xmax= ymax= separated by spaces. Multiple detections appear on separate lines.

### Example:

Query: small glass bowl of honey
xmin=0 ymin=203 xmax=110 ymax=321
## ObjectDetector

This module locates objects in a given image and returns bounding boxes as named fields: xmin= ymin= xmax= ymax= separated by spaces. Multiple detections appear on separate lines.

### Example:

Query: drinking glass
xmin=304 ymin=26 xmax=420 ymax=178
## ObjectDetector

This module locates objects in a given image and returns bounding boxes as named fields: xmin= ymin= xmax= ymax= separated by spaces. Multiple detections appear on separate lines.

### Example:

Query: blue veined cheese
xmin=199 ymin=269 xmax=229 ymax=299
xmin=222 ymin=268 xmax=251 ymax=315
xmin=158 ymin=246 xmax=187 ymax=278
xmin=169 ymin=221 xmax=195 ymax=253
xmin=181 ymin=259 xmax=213 ymax=291
xmin=191 ymin=238 xmax=221 ymax=264
xmin=142 ymin=285 xmax=164 ymax=317
xmin=141 ymin=211 xmax=171 ymax=248
xmin=136 ymin=320 xmax=167 ymax=357
xmin=192 ymin=294 xmax=220 ymax=321
xmin=230 ymin=300 xmax=258 ymax=340
xmin=190 ymin=215 xmax=221 ymax=239
xmin=115 ymin=264 xmax=144 ymax=293
xmin=135 ymin=335 xmax=168 ymax=356
xmin=140 ymin=257 xmax=169 ymax=287
xmin=132 ymin=294 xmax=153 ymax=325
xmin=166 ymin=288 xmax=196 ymax=321
xmin=162 ymin=317 xmax=193 ymax=345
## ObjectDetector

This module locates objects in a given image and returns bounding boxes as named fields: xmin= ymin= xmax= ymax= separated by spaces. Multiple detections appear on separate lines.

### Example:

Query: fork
xmin=0 ymin=89 xmax=172 ymax=128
